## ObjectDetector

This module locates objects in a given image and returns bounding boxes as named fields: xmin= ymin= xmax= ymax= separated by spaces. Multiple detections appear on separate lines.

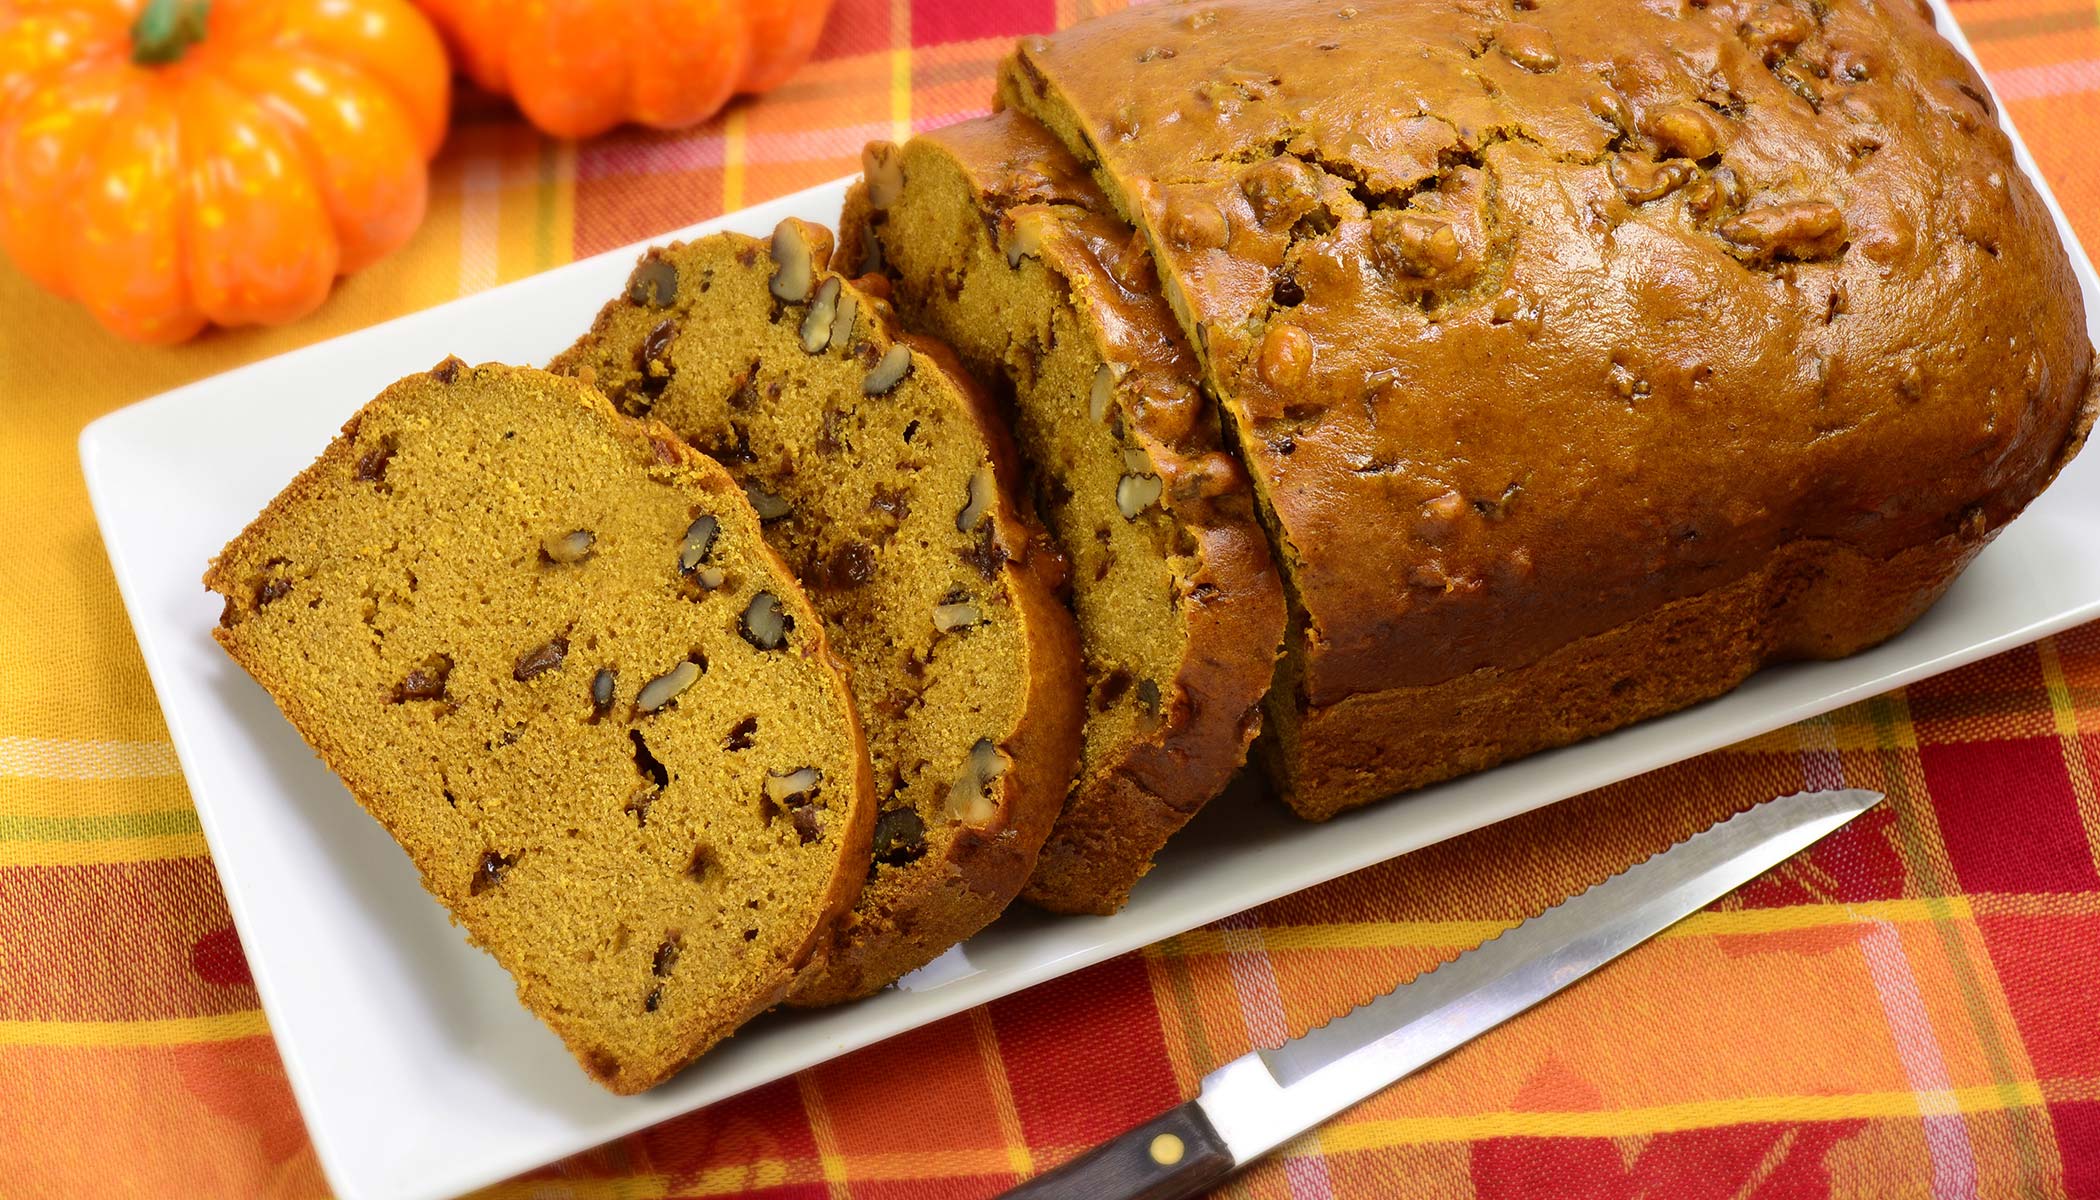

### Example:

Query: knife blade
xmin=999 ymin=787 xmax=1883 ymax=1200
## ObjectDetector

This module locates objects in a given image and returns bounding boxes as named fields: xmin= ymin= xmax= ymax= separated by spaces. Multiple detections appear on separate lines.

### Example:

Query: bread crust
xmin=845 ymin=112 xmax=1288 ymax=913
xmin=1001 ymin=0 xmax=2098 ymax=814
xmin=205 ymin=362 xmax=874 ymax=1093
xmin=1279 ymin=373 xmax=2093 ymax=816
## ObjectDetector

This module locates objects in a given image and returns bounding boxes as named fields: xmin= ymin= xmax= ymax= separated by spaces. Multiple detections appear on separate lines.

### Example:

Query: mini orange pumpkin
xmin=411 ymin=0 xmax=833 ymax=140
xmin=0 ymin=0 xmax=451 ymax=343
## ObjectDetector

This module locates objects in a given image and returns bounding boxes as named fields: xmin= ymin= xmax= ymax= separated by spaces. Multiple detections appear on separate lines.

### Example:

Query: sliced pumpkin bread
xmin=551 ymin=224 xmax=1084 ymax=1002
xmin=841 ymin=113 xmax=1287 ymax=914
xmin=205 ymin=361 xmax=875 ymax=1093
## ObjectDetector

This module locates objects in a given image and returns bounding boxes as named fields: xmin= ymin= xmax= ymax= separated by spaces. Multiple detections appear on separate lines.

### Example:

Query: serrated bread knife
xmin=1001 ymin=787 xmax=1884 ymax=1200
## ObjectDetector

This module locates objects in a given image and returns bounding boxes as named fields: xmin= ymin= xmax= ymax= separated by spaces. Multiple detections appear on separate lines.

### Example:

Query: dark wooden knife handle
xmin=1000 ymin=1100 xmax=1236 ymax=1200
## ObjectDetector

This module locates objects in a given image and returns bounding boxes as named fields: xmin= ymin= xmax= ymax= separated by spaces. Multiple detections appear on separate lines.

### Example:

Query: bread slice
xmin=841 ymin=113 xmax=1287 ymax=914
xmin=204 ymin=362 xmax=874 ymax=1093
xmin=551 ymin=225 xmax=1084 ymax=1002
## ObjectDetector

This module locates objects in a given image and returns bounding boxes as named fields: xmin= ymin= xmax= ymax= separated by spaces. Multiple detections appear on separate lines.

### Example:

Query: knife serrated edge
xmin=1192 ymin=788 xmax=1883 ymax=1166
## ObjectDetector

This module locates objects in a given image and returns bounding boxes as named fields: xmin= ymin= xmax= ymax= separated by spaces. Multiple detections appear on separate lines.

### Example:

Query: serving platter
xmin=78 ymin=7 xmax=2100 ymax=1197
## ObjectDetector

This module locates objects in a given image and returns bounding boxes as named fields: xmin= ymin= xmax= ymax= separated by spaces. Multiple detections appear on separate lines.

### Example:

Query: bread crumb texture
xmin=552 ymin=227 xmax=1083 ymax=999
xmin=204 ymin=362 xmax=873 ymax=1092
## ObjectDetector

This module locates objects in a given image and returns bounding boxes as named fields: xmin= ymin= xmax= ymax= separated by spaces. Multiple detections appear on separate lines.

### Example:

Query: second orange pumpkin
xmin=414 ymin=0 xmax=833 ymax=140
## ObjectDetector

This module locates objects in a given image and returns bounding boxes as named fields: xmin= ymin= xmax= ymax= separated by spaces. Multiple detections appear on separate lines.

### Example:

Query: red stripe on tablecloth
xmin=809 ymin=0 xmax=903 ymax=61
xmin=1924 ymin=739 xmax=2099 ymax=895
xmin=2050 ymin=1100 xmax=2100 ymax=1195
xmin=578 ymin=124 xmax=890 ymax=182
xmin=1974 ymin=913 xmax=2100 ymax=1079
xmin=1467 ymin=1117 xmax=1871 ymax=1199
xmin=0 ymin=859 xmax=257 ymax=1022
xmin=637 ymin=1076 xmax=825 ymax=1184
xmin=912 ymin=0 xmax=1056 ymax=47
xmin=991 ymin=954 xmax=1183 ymax=1150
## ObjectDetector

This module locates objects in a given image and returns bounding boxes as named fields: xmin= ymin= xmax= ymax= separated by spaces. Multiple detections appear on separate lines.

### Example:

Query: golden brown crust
xmin=847 ymin=111 xmax=1288 ymax=912
xmin=1268 ymin=523 xmax=1989 ymax=819
xmin=549 ymin=234 xmax=1085 ymax=1002
xmin=1003 ymin=0 xmax=2096 ymax=813
xmin=1273 ymin=371 xmax=2094 ymax=819
xmin=205 ymin=361 xmax=874 ymax=1093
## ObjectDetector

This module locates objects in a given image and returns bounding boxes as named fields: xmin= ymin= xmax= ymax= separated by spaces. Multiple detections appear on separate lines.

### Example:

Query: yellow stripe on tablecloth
xmin=472 ymin=1178 xmax=670 ymax=1200
xmin=1155 ymin=899 xmax=1979 ymax=958
xmin=0 ymin=736 xmax=181 ymax=780
xmin=2038 ymin=637 xmax=2100 ymax=874
xmin=497 ymin=130 xmax=561 ymax=283
xmin=1732 ymin=698 xmax=1922 ymax=754
xmin=772 ymin=1148 xmax=1042 ymax=1185
xmin=796 ymin=1073 xmax=853 ymax=1200
xmin=0 ymin=807 xmax=198 ymax=843
xmin=677 ymin=1164 xmax=793 ymax=1197
xmin=968 ymin=1006 xmax=1036 ymax=1181
xmin=1859 ymin=691 xmax=2058 ymax=1171
xmin=0 ymin=1010 xmax=267 ymax=1047
xmin=0 ymin=832 xmax=209 ymax=867
xmin=2040 ymin=1076 xmax=2100 ymax=1105
xmin=562 ymin=1150 xmax=1026 ymax=1196
xmin=722 ymin=106 xmax=749 ymax=214
xmin=890 ymin=0 xmax=913 ymax=142
xmin=1318 ymin=1082 xmax=2050 ymax=1149
xmin=537 ymin=138 xmax=577 ymax=277
xmin=456 ymin=143 xmax=504 ymax=296
xmin=1 ymin=773 xmax=191 ymax=820
xmin=0 ymin=741 xmax=201 ymax=836
xmin=1969 ymin=891 xmax=2100 ymax=918
xmin=1143 ymin=949 xmax=1210 ymax=1095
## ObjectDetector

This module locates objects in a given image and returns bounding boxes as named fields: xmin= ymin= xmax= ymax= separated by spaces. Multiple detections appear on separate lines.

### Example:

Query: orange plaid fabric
xmin=3 ymin=1 xmax=2098 ymax=1196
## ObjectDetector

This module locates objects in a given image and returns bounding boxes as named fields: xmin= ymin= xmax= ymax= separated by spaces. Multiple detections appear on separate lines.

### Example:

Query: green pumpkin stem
xmin=131 ymin=0 xmax=212 ymax=66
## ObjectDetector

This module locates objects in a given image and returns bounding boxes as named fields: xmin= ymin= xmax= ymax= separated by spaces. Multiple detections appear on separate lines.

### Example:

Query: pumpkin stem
xmin=131 ymin=0 xmax=211 ymax=66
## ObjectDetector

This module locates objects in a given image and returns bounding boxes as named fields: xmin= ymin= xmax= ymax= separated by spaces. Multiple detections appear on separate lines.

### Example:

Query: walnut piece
xmin=956 ymin=467 xmax=994 ymax=532
xmin=636 ymin=660 xmax=701 ymax=712
xmin=801 ymin=277 xmax=841 ymax=353
xmin=1720 ymin=201 xmax=1848 ymax=263
xmin=945 ymin=738 xmax=1009 ymax=824
xmin=740 ymin=592 xmax=791 ymax=649
xmin=769 ymin=220 xmax=818 ymax=302
xmin=863 ymin=344 xmax=913 ymax=395
xmin=541 ymin=529 xmax=596 ymax=565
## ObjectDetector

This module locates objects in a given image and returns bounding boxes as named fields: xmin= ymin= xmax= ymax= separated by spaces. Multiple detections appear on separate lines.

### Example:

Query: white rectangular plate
xmin=79 ymin=8 xmax=2100 ymax=1198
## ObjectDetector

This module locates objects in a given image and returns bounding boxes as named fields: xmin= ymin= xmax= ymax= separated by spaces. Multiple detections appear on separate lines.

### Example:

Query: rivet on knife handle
xmin=998 ymin=1101 xmax=1234 ymax=1200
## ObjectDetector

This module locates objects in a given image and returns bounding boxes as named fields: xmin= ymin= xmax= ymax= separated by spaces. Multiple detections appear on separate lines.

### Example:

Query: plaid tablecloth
xmin=4 ymin=1 xmax=2098 ymax=1196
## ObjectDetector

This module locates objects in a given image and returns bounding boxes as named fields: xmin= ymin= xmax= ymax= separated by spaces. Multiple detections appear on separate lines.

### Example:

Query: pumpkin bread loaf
xmin=1001 ymin=0 xmax=2098 ymax=817
xmin=842 ymin=112 xmax=1287 ymax=914
xmin=205 ymin=362 xmax=875 ymax=1093
xmin=552 ymin=224 xmax=1085 ymax=1001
